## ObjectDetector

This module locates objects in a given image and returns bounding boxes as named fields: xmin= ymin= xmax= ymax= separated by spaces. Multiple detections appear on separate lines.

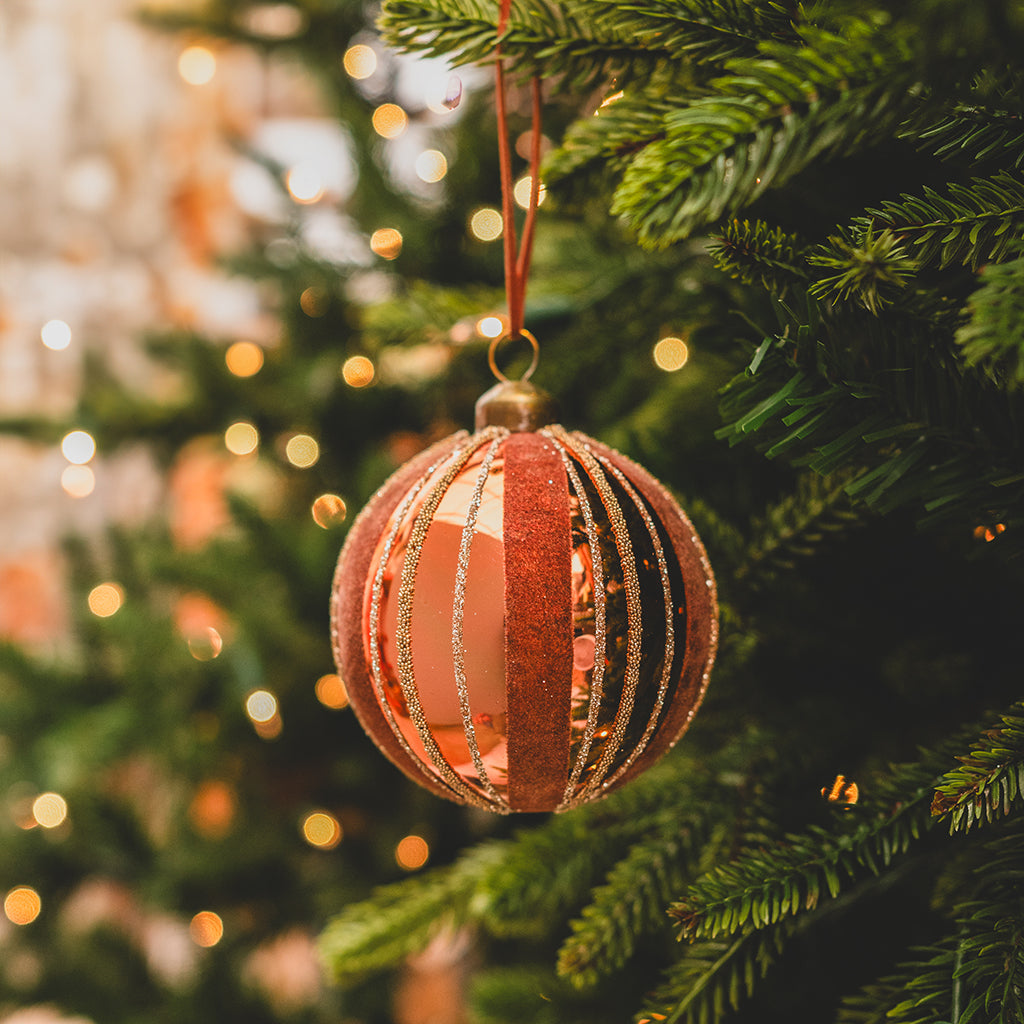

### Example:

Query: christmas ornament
xmin=328 ymin=0 xmax=716 ymax=812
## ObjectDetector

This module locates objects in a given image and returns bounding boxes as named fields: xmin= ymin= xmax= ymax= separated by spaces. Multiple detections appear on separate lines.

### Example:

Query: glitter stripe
xmin=367 ymin=431 xmax=502 ymax=810
xmin=596 ymin=456 xmax=675 ymax=789
xmin=451 ymin=437 xmax=508 ymax=807
xmin=543 ymin=431 xmax=607 ymax=808
xmin=552 ymin=429 xmax=643 ymax=806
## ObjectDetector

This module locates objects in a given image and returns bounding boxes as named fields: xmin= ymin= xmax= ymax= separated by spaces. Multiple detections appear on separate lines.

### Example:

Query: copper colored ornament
xmin=330 ymin=374 xmax=717 ymax=813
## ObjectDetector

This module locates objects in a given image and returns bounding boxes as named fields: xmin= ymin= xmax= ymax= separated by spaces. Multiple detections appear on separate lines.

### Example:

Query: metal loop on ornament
xmin=488 ymin=329 xmax=539 ymax=383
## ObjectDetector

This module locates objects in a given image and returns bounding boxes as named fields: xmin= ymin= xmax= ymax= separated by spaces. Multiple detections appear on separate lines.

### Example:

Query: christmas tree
xmin=1 ymin=0 xmax=1023 ymax=1022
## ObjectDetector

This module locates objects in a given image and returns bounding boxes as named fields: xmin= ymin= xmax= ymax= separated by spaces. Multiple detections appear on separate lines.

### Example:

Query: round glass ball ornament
xmin=330 ymin=378 xmax=717 ymax=813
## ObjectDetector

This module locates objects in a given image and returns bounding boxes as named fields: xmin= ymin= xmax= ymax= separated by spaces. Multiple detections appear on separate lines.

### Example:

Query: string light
xmin=414 ymin=150 xmax=448 ymax=183
xmin=302 ymin=811 xmax=343 ymax=849
xmin=395 ymin=835 xmax=430 ymax=870
xmin=476 ymin=316 xmax=505 ymax=339
xmin=40 ymin=320 xmax=72 ymax=351
xmin=974 ymin=523 xmax=1007 ymax=542
xmin=286 ymin=164 xmax=325 ymax=204
xmin=315 ymin=673 xmax=349 ymax=709
xmin=372 ymin=104 xmax=408 ymax=139
xmin=190 ymin=911 xmax=224 ymax=947
xmin=343 ymin=44 xmax=377 ymax=80
xmin=31 ymin=793 xmax=67 ymax=829
xmin=513 ymin=175 xmax=546 ymax=210
xmin=225 ymin=342 xmax=264 ymax=377
xmin=822 ymin=774 xmax=860 ymax=805
xmin=88 ymin=583 xmax=124 ymax=618
xmin=246 ymin=690 xmax=278 ymax=724
xmin=469 ymin=207 xmax=503 ymax=242
xmin=653 ymin=336 xmax=689 ymax=372
xmin=312 ymin=494 xmax=347 ymax=529
xmin=61 ymin=430 xmax=96 ymax=465
xmin=224 ymin=422 xmax=259 ymax=456
xmin=178 ymin=45 xmax=217 ymax=86
xmin=61 ymin=465 xmax=95 ymax=498
xmin=285 ymin=434 xmax=320 ymax=468
xmin=342 ymin=356 xmax=375 ymax=388
xmin=188 ymin=627 xmax=224 ymax=661
xmin=4 ymin=887 xmax=41 ymax=926
xmin=370 ymin=228 xmax=403 ymax=260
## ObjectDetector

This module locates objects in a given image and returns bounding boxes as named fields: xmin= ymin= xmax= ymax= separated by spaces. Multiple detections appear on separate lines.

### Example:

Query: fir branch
xmin=861 ymin=171 xmax=1024 ymax=272
xmin=903 ymin=105 xmax=1024 ymax=172
xmin=807 ymin=228 xmax=918 ymax=315
xmin=931 ymin=702 xmax=1024 ymax=835
xmin=956 ymin=255 xmax=1024 ymax=390
xmin=706 ymin=219 xmax=810 ymax=293
xmin=319 ymin=839 xmax=510 ymax=982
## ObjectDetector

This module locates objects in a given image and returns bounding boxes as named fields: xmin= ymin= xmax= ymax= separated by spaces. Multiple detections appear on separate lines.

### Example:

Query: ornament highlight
xmin=330 ymin=373 xmax=717 ymax=813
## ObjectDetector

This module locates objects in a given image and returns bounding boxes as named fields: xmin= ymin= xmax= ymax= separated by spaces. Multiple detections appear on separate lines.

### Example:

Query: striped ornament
xmin=331 ymin=418 xmax=717 ymax=814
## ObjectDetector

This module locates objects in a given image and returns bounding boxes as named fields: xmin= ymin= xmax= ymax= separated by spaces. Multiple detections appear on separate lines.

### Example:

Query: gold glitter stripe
xmin=553 ymin=429 xmax=643 ymax=806
xmin=543 ymin=431 xmax=607 ymax=808
xmin=367 ymin=433 xmax=497 ymax=809
xmin=596 ymin=456 xmax=675 ymax=789
xmin=394 ymin=427 xmax=509 ymax=811
xmin=451 ymin=437 xmax=508 ymax=807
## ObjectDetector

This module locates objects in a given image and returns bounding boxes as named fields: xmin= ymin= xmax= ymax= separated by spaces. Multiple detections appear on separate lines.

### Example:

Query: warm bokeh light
xmin=224 ymin=422 xmax=259 ymax=456
xmin=178 ymin=45 xmax=217 ymax=85
xmin=61 ymin=465 xmax=96 ymax=498
xmin=41 ymin=319 xmax=72 ymax=351
xmin=87 ymin=582 xmax=124 ymax=618
xmin=225 ymin=341 xmax=264 ymax=377
xmin=61 ymin=430 xmax=96 ymax=465
xmin=370 ymin=228 xmax=403 ymax=260
xmin=822 ymin=774 xmax=860 ymax=805
xmin=315 ymin=673 xmax=349 ymax=709
xmin=974 ymin=523 xmax=1007 ymax=542
xmin=4 ymin=887 xmax=41 ymax=926
xmin=188 ymin=627 xmax=224 ymax=661
xmin=312 ymin=494 xmax=347 ymax=529
xmin=32 ymin=793 xmax=67 ymax=829
xmin=476 ymin=316 xmax=505 ymax=339
xmin=469 ymin=207 xmax=503 ymax=242
xmin=299 ymin=286 xmax=328 ymax=317
xmin=653 ymin=336 xmax=690 ymax=372
xmin=286 ymin=164 xmax=325 ymax=204
xmin=342 ymin=355 xmax=375 ymax=388
xmin=414 ymin=150 xmax=448 ymax=183
xmin=189 ymin=780 xmax=236 ymax=838
xmin=302 ymin=811 xmax=342 ymax=849
xmin=371 ymin=103 xmax=408 ymax=139
xmin=190 ymin=911 xmax=224 ymax=947
xmin=246 ymin=689 xmax=278 ymax=723
xmin=343 ymin=43 xmax=377 ymax=80
xmin=240 ymin=3 xmax=306 ymax=38
xmin=395 ymin=834 xmax=430 ymax=870
xmin=254 ymin=712 xmax=283 ymax=739
xmin=513 ymin=174 xmax=547 ymax=210
xmin=285 ymin=434 xmax=320 ymax=468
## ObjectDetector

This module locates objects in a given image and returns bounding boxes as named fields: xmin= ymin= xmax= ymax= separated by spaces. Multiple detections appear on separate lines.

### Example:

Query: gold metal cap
xmin=474 ymin=379 xmax=559 ymax=432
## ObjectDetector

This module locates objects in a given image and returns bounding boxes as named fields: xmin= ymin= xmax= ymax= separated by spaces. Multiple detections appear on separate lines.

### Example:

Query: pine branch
xmin=931 ymin=702 xmax=1024 ymax=835
xmin=706 ymin=219 xmax=810 ymax=293
xmin=807 ymin=228 xmax=918 ymax=315
xmin=956 ymin=255 xmax=1024 ymax=390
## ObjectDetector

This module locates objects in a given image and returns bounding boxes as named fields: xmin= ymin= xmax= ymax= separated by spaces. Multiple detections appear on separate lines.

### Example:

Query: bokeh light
xmin=370 ymin=228 xmax=403 ymax=260
xmin=225 ymin=341 xmax=264 ymax=377
xmin=300 ymin=286 xmax=328 ymax=317
xmin=372 ymin=103 xmax=408 ymax=139
xmin=32 ymin=793 xmax=67 ymax=829
xmin=286 ymin=164 xmax=325 ymax=204
xmin=312 ymin=494 xmax=347 ymax=529
xmin=315 ymin=673 xmax=349 ymax=709
xmin=40 ymin=319 xmax=72 ymax=351
xmin=178 ymin=45 xmax=217 ymax=85
xmin=284 ymin=434 xmax=319 ymax=468
xmin=224 ymin=422 xmax=259 ymax=456
xmin=476 ymin=316 xmax=505 ymax=339
xmin=653 ymin=336 xmax=690 ymax=372
xmin=190 ymin=911 xmax=224 ymax=947
xmin=469 ymin=207 xmax=503 ymax=242
xmin=414 ymin=150 xmax=448 ymax=183
xmin=189 ymin=780 xmax=236 ymax=838
xmin=61 ymin=430 xmax=96 ymax=465
xmin=246 ymin=690 xmax=278 ymax=724
xmin=343 ymin=44 xmax=377 ymax=80
xmin=61 ymin=465 xmax=95 ymax=498
xmin=88 ymin=582 xmax=124 ymax=618
xmin=395 ymin=834 xmax=430 ymax=870
xmin=188 ymin=627 xmax=224 ymax=661
xmin=342 ymin=356 xmax=375 ymax=388
xmin=302 ymin=811 xmax=342 ymax=849
xmin=4 ymin=888 xmax=41 ymax=926
xmin=513 ymin=174 xmax=547 ymax=210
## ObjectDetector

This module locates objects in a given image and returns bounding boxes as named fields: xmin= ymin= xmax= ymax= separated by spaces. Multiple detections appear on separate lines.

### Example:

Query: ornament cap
xmin=474 ymin=379 xmax=559 ymax=432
